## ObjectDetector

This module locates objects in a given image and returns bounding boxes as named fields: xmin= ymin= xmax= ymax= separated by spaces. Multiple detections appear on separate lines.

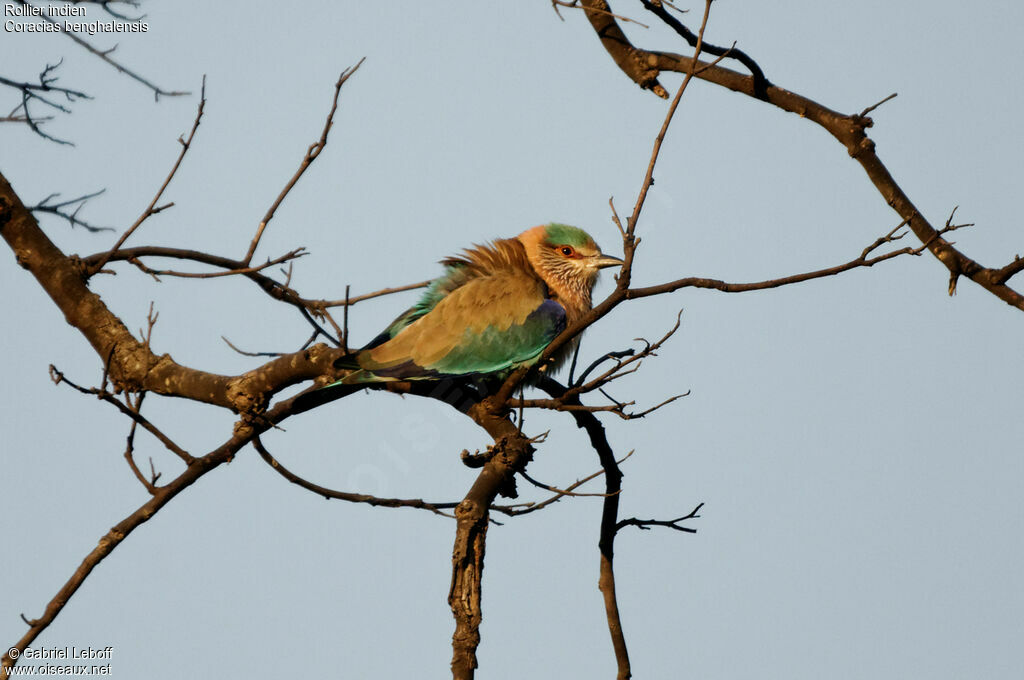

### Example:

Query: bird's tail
xmin=329 ymin=352 xmax=381 ymax=385
xmin=292 ymin=380 xmax=361 ymax=413
xmin=291 ymin=353 xmax=369 ymax=412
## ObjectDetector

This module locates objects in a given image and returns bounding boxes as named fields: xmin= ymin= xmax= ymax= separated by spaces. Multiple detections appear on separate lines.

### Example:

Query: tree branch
xmin=14 ymin=0 xmax=188 ymax=101
xmin=0 ymin=60 xmax=91 ymax=144
xmin=493 ymin=451 xmax=634 ymax=517
xmin=49 ymin=364 xmax=194 ymax=464
xmin=253 ymin=436 xmax=457 ymax=518
xmin=242 ymin=61 xmax=364 ymax=265
xmin=580 ymin=7 xmax=1024 ymax=310
xmin=1 ymin=392 xmax=307 ymax=676
xmin=3 ymin=174 xmax=354 ymax=410
xmin=27 ymin=189 xmax=112 ymax=233
xmin=625 ymin=230 xmax=924 ymax=299
xmin=88 ymin=76 xmax=206 ymax=275
xmin=616 ymin=505 xmax=703 ymax=534
xmin=533 ymin=375 xmax=632 ymax=678
xmin=580 ymin=0 xmax=668 ymax=98
xmin=448 ymin=399 xmax=537 ymax=679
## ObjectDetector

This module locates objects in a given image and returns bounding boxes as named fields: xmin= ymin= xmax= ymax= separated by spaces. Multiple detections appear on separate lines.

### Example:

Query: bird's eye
xmin=559 ymin=246 xmax=575 ymax=257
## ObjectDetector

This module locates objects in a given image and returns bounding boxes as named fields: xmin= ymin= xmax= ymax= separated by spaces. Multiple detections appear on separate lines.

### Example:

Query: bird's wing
xmin=355 ymin=271 xmax=565 ymax=380
xmin=358 ymin=262 xmax=473 ymax=350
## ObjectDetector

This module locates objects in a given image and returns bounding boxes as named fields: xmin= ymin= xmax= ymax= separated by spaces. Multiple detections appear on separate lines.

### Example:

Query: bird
xmin=327 ymin=223 xmax=622 ymax=389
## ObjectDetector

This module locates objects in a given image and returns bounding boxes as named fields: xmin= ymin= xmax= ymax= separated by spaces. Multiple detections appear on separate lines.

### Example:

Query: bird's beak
xmin=588 ymin=253 xmax=625 ymax=270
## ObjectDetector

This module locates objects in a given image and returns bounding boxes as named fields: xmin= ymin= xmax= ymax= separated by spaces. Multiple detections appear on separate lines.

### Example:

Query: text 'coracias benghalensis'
xmin=332 ymin=223 xmax=623 ymax=386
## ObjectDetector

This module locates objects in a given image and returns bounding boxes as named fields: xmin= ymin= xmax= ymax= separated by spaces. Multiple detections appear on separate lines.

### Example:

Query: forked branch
xmin=580 ymin=2 xmax=1024 ymax=310
xmin=89 ymin=76 xmax=207 ymax=275
xmin=12 ymin=0 xmax=188 ymax=101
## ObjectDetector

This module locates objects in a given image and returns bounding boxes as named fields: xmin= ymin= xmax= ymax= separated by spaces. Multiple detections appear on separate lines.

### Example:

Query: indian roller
xmin=331 ymin=223 xmax=622 ymax=387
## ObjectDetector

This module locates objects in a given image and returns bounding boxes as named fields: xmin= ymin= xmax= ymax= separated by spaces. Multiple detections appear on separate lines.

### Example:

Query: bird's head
xmin=518 ymin=223 xmax=623 ymax=306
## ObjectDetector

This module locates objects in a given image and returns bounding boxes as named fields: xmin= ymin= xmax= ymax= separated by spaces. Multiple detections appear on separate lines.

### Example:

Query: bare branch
xmin=13 ymin=0 xmax=188 ymax=100
xmin=551 ymin=0 xmax=650 ymax=28
xmin=84 ymin=242 xmax=429 ymax=311
xmin=609 ymin=196 xmax=625 ymax=238
xmin=27 ymin=189 xmax=113 ymax=232
xmin=575 ymin=312 xmax=683 ymax=393
xmin=80 ymin=243 xmax=424 ymax=353
xmin=126 ymin=248 xmax=307 ymax=279
xmin=515 ymin=312 xmax=687 ymax=425
xmin=320 ymin=280 xmax=431 ymax=307
xmin=1 ymin=389 xmax=316 ymax=674
xmin=495 ymin=451 xmax=635 ymax=517
xmin=222 ymin=336 xmax=284 ymax=358
xmin=75 ymin=0 xmax=146 ymax=22
xmin=573 ymin=348 xmax=636 ymax=387
xmin=939 ymin=206 xmax=975 ymax=238
xmin=0 ymin=60 xmax=91 ymax=144
xmin=994 ymin=256 xmax=1024 ymax=285
xmin=580 ymin=0 xmax=668 ymax=98
xmin=448 ymin=402 xmax=540 ymax=678
xmin=243 ymin=61 xmax=365 ymax=265
xmin=583 ymin=12 xmax=1024 ymax=309
xmin=624 ymin=1 xmax=718 ymax=249
xmin=89 ymin=76 xmax=207 ymax=275
xmin=121 ymin=393 xmax=159 ymax=494
xmin=616 ymin=503 xmax=704 ymax=535
xmin=253 ymin=437 xmax=457 ymax=518
xmin=533 ymin=373 xmax=634 ymax=679
xmin=626 ymin=224 xmax=928 ymax=300
xmin=639 ymin=0 xmax=770 ymax=96
xmin=518 ymin=468 xmax=620 ymax=498
xmin=622 ymin=392 xmax=688 ymax=419
xmin=860 ymin=215 xmax=912 ymax=260
xmin=857 ymin=92 xmax=898 ymax=118
xmin=49 ymin=364 xmax=194 ymax=464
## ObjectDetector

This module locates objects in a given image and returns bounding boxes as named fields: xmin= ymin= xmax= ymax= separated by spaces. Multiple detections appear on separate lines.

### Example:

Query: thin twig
xmin=13 ymin=0 xmax=189 ymax=100
xmin=121 ymin=392 xmax=159 ymax=494
xmin=519 ymin=469 xmax=620 ymax=498
xmin=495 ymin=451 xmax=635 ymax=517
xmin=552 ymin=0 xmax=650 ymax=28
xmin=252 ymin=436 xmax=456 ymax=518
xmin=626 ymin=2 xmax=718 ymax=243
xmin=639 ymin=0 xmax=770 ymax=96
xmin=243 ymin=61 xmax=364 ymax=265
xmin=0 ymin=60 xmax=91 ymax=144
xmin=321 ymin=280 xmax=431 ymax=307
xmin=221 ymin=337 xmax=283 ymax=358
xmin=625 ymin=236 xmax=926 ymax=300
xmin=27 ymin=189 xmax=112 ymax=232
xmin=49 ymin=365 xmax=194 ymax=464
xmin=1 ymin=389 xmax=315 ymax=675
xmin=592 ymin=13 xmax=1024 ymax=308
xmin=857 ymin=92 xmax=898 ymax=119
xmin=89 ymin=76 xmax=207 ymax=275
xmin=616 ymin=503 xmax=704 ymax=534
xmin=127 ymin=248 xmax=307 ymax=279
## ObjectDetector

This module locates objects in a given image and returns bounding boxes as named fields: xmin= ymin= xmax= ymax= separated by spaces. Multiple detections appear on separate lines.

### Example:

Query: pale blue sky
xmin=3 ymin=2 xmax=1022 ymax=678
